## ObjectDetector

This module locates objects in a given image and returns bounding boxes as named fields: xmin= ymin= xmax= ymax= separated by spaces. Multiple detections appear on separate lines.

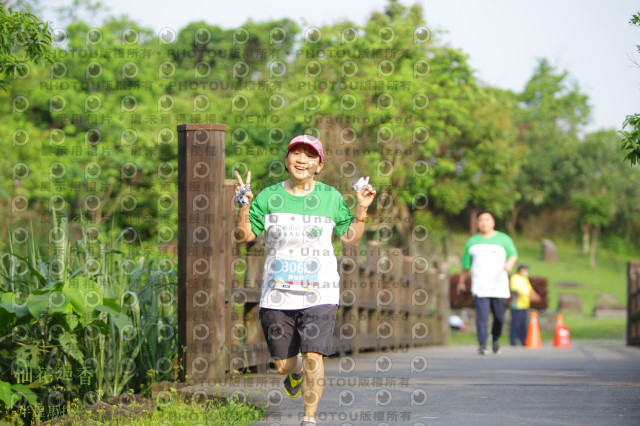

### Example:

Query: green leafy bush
xmin=0 ymin=211 xmax=177 ymax=423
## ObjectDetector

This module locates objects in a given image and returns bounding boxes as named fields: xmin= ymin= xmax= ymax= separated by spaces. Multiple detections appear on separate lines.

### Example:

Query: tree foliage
xmin=0 ymin=1 xmax=53 ymax=89
xmin=0 ymin=0 xmax=639 ymax=261
xmin=619 ymin=12 xmax=640 ymax=165
xmin=504 ymin=59 xmax=591 ymax=236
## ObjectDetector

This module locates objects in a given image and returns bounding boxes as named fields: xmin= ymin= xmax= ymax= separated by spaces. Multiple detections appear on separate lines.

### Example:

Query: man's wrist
xmin=355 ymin=207 xmax=367 ymax=216
xmin=350 ymin=205 xmax=366 ymax=222
xmin=354 ymin=214 xmax=368 ymax=222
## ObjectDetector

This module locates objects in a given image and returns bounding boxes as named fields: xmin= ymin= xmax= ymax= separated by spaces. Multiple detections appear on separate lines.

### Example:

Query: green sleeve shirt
xmin=462 ymin=231 xmax=517 ymax=298
xmin=248 ymin=181 xmax=354 ymax=309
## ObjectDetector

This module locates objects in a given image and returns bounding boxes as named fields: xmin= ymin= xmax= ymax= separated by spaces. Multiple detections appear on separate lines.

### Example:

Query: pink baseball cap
xmin=287 ymin=135 xmax=324 ymax=162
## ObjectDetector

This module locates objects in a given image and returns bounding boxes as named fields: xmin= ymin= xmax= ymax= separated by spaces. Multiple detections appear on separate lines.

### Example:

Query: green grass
xmin=553 ymin=313 xmax=626 ymax=340
xmin=449 ymin=313 xmax=626 ymax=346
xmin=93 ymin=398 xmax=265 ymax=426
xmin=4 ymin=393 xmax=266 ymax=425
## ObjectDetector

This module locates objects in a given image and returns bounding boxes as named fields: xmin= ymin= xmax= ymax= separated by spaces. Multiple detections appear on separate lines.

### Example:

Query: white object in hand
xmin=352 ymin=177 xmax=367 ymax=192
xmin=352 ymin=177 xmax=369 ymax=193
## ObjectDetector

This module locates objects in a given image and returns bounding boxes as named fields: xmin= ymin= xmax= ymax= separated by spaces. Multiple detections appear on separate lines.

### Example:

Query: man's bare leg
xmin=273 ymin=355 xmax=303 ymax=376
xmin=301 ymin=351 xmax=324 ymax=421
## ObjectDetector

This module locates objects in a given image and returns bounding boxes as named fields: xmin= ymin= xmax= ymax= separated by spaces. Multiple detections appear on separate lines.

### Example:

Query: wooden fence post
xmin=387 ymin=247 xmax=404 ymax=349
xmin=177 ymin=123 xmax=227 ymax=383
xmin=436 ymin=260 xmax=451 ymax=346
xmin=338 ymin=244 xmax=360 ymax=355
xmin=223 ymin=179 xmax=235 ymax=376
xmin=366 ymin=240 xmax=383 ymax=351
xmin=628 ymin=261 xmax=640 ymax=346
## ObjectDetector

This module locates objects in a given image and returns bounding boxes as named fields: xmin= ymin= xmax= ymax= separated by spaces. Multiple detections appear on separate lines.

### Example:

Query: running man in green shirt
xmin=457 ymin=210 xmax=518 ymax=355
xmin=234 ymin=134 xmax=376 ymax=426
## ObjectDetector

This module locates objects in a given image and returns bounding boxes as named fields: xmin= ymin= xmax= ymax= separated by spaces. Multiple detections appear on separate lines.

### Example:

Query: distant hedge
xmin=450 ymin=274 xmax=548 ymax=310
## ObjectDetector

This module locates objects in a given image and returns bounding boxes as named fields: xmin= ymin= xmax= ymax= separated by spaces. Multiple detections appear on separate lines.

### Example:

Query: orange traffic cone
xmin=525 ymin=311 xmax=542 ymax=349
xmin=553 ymin=314 xmax=571 ymax=348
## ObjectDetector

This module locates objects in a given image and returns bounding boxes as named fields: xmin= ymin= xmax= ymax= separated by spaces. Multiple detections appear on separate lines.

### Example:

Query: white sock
xmin=293 ymin=355 xmax=304 ymax=376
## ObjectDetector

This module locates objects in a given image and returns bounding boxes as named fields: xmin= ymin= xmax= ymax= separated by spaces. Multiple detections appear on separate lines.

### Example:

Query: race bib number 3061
xmin=273 ymin=252 xmax=319 ymax=291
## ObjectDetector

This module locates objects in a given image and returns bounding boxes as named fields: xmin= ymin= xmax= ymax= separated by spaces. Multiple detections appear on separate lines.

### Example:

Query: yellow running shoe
xmin=283 ymin=371 xmax=303 ymax=398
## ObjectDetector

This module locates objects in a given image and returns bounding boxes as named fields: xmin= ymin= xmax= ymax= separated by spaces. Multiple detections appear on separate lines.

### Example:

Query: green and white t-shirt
xmin=461 ymin=231 xmax=517 ymax=298
xmin=249 ymin=181 xmax=354 ymax=309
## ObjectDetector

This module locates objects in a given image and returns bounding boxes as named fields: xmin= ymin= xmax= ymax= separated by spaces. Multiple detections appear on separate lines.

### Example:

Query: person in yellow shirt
xmin=509 ymin=265 xmax=541 ymax=346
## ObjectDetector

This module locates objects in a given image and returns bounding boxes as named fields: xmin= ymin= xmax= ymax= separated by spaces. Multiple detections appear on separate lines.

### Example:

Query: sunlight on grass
xmin=449 ymin=313 xmax=626 ymax=346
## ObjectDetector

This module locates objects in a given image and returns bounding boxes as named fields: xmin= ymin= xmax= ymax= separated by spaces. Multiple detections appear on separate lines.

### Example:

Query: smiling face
xmin=285 ymin=144 xmax=324 ymax=180
xmin=477 ymin=212 xmax=495 ymax=234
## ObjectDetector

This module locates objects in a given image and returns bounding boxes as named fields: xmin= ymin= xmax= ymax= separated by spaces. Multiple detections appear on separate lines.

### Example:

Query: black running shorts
xmin=259 ymin=304 xmax=338 ymax=360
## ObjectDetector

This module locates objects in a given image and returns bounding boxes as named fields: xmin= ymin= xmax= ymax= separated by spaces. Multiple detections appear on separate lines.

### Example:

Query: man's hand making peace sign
xmin=234 ymin=170 xmax=254 ymax=207
xmin=233 ymin=170 xmax=257 ymax=243
xmin=355 ymin=176 xmax=376 ymax=209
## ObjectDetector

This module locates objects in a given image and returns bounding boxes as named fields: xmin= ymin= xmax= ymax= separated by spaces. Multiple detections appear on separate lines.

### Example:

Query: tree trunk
xmin=441 ymin=235 xmax=449 ymax=260
xmin=469 ymin=206 xmax=477 ymax=235
xmin=506 ymin=205 xmax=521 ymax=237
xmin=581 ymin=223 xmax=590 ymax=254
xmin=589 ymin=223 xmax=600 ymax=268
xmin=397 ymin=198 xmax=414 ymax=256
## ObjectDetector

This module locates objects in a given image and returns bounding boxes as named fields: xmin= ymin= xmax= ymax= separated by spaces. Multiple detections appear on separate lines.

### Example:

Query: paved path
xmin=246 ymin=339 xmax=640 ymax=426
